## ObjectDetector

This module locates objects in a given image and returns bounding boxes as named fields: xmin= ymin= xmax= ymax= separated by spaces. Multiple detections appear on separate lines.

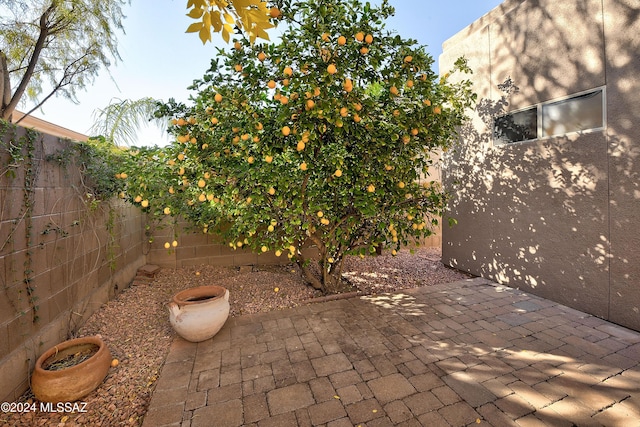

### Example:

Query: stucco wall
xmin=440 ymin=0 xmax=640 ymax=331
xmin=0 ymin=125 xmax=146 ymax=402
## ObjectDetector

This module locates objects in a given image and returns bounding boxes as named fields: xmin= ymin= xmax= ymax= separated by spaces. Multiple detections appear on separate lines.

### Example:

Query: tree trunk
xmin=0 ymin=51 xmax=11 ymax=121
xmin=298 ymin=260 xmax=323 ymax=291
xmin=2 ymin=3 xmax=54 ymax=121
xmin=375 ymin=243 xmax=383 ymax=255
xmin=296 ymin=247 xmax=348 ymax=294
xmin=322 ymin=259 xmax=346 ymax=294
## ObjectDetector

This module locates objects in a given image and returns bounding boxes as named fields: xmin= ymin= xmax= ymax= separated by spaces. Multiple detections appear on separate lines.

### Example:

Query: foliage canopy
xmin=185 ymin=0 xmax=277 ymax=44
xmin=90 ymin=97 xmax=167 ymax=147
xmin=121 ymin=0 xmax=476 ymax=292
xmin=0 ymin=0 xmax=128 ymax=121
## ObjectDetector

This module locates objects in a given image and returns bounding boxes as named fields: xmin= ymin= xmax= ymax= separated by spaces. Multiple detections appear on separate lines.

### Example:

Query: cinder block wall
xmin=440 ymin=0 xmax=640 ymax=331
xmin=0 ymin=125 xmax=146 ymax=402
xmin=146 ymin=218 xmax=441 ymax=269
xmin=146 ymin=159 xmax=444 ymax=268
xmin=146 ymin=221 xmax=318 ymax=269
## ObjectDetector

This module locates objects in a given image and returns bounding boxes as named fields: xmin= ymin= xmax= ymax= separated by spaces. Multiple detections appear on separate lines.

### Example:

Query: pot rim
xmin=34 ymin=335 xmax=107 ymax=375
xmin=172 ymin=285 xmax=228 ymax=306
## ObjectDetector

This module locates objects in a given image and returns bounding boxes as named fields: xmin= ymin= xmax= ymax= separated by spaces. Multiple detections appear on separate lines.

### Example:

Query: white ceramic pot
xmin=168 ymin=285 xmax=230 ymax=342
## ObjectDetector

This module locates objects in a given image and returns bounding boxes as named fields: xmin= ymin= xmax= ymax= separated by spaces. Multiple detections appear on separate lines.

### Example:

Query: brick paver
xmin=142 ymin=278 xmax=640 ymax=426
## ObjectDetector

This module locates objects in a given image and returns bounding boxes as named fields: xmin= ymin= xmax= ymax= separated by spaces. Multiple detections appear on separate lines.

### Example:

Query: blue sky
xmin=25 ymin=0 xmax=503 ymax=146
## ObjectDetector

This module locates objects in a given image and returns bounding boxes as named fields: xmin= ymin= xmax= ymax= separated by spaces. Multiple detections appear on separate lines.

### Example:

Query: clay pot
xmin=168 ymin=285 xmax=230 ymax=342
xmin=31 ymin=335 xmax=111 ymax=403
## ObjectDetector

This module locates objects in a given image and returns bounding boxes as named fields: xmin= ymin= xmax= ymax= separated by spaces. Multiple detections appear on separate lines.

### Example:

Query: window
xmin=494 ymin=107 xmax=537 ymax=144
xmin=542 ymin=90 xmax=603 ymax=137
xmin=494 ymin=87 xmax=605 ymax=145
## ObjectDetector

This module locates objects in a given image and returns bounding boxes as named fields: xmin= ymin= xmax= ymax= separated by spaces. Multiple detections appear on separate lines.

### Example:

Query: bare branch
xmin=0 ymin=0 xmax=126 ymax=121
xmin=15 ymin=45 xmax=98 ymax=123
xmin=2 ymin=3 xmax=56 ymax=119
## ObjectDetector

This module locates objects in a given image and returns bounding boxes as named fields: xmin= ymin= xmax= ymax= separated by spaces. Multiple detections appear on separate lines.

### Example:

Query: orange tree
xmin=129 ymin=0 xmax=475 ymax=292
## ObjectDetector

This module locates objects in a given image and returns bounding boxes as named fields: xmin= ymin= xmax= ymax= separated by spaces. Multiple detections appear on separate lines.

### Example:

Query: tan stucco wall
xmin=12 ymin=111 xmax=89 ymax=142
xmin=440 ymin=0 xmax=640 ymax=331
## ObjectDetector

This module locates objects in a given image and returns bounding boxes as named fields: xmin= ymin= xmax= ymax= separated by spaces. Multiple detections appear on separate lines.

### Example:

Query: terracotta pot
xmin=31 ymin=335 xmax=111 ymax=403
xmin=168 ymin=285 xmax=230 ymax=342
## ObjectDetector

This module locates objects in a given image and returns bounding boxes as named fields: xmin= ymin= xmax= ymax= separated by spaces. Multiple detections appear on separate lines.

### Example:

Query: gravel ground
xmin=2 ymin=247 xmax=472 ymax=426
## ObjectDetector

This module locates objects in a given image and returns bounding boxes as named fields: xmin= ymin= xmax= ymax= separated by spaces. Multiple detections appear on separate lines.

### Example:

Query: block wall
xmin=0 ymin=125 xmax=146 ymax=402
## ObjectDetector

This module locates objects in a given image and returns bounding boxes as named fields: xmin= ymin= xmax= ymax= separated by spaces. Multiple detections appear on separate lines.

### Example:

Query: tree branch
xmin=0 ymin=51 xmax=10 ymax=115
xmin=2 ymin=2 xmax=56 ymax=120
xmin=15 ymin=43 xmax=97 ymax=124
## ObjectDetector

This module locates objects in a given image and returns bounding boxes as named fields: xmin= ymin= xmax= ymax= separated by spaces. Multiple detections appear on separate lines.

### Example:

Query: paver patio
xmin=143 ymin=277 xmax=640 ymax=426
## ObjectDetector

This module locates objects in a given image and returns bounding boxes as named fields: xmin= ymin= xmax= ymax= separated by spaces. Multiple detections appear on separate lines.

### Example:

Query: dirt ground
xmin=2 ymin=247 xmax=472 ymax=426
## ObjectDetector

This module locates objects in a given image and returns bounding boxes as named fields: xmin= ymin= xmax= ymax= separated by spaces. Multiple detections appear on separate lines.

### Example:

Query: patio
xmin=143 ymin=277 xmax=640 ymax=426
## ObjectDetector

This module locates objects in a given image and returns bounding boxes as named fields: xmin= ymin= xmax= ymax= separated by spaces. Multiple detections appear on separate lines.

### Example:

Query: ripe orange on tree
xmin=152 ymin=0 xmax=475 ymax=294
xmin=269 ymin=7 xmax=281 ymax=18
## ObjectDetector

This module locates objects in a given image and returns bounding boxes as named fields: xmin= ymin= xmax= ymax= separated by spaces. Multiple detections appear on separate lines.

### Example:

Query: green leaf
xmin=142 ymin=0 xmax=474 ymax=291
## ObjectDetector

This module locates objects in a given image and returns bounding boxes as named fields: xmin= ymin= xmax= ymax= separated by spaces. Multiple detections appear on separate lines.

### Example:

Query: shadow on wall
xmin=446 ymin=79 xmax=608 ymax=289
xmin=440 ymin=0 xmax=640 ymax=329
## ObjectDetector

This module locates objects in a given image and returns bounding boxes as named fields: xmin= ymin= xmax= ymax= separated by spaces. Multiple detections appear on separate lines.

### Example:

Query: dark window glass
xmin=494 ymin=107 xmax=537 ymax=144
xmin=542 ymin=89 xmax=603 ymax=137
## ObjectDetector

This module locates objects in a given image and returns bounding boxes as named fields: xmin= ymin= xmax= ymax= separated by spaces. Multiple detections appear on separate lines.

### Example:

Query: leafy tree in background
xmin=121 ymin=0 xmax=475 ymax=292
xmin=0 ymin=0 xmax=128 ymax=122
xmin=90 ymin=97 xmax=168 ymax=147
xmin=88 ymin=0 xmax=277 ymax=145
